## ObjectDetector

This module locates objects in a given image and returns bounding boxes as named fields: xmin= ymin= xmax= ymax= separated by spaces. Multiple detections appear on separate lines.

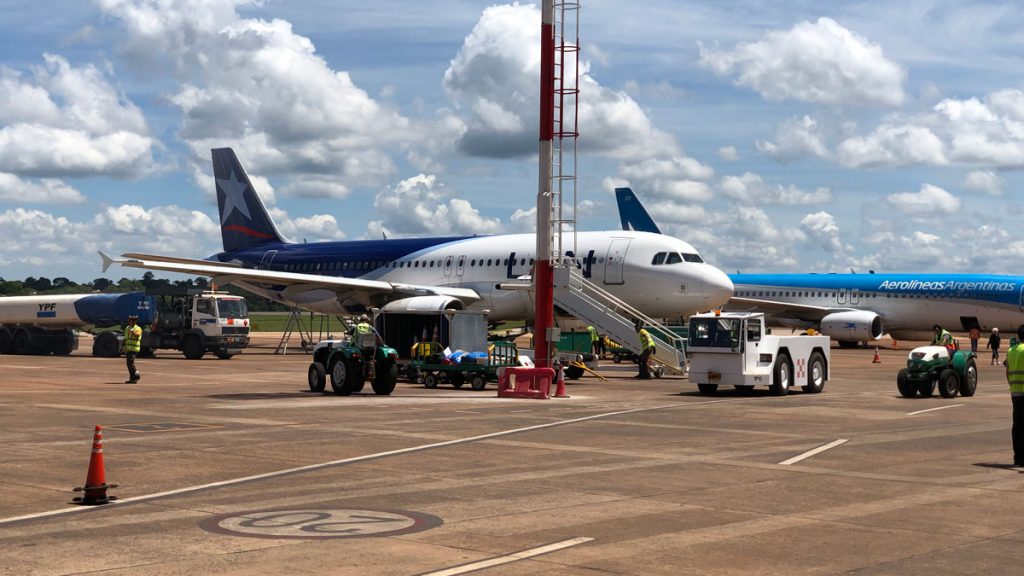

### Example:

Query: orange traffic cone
xmin=554 ymin=364 xmax=569 ymax=398
xmin=72 ymin=425 xmax=118 ymax=505
xmin=872 ymin=347 xmax=881 ymax=363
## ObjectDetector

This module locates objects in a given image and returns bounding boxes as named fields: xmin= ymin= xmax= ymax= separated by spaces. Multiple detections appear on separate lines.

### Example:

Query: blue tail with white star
xmin=212 ymin=147 xmax=287 ymax=252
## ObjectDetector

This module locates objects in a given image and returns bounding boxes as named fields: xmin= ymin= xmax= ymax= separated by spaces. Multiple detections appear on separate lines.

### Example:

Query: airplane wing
xmin=100 ymin=252 xmax=482 ymax=303
xmin=724 ymin=296 xmax=852 ymax=321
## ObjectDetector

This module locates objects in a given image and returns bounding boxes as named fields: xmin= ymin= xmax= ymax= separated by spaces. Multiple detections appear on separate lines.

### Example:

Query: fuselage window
xmin=530 ymin=258 xmax=535 ymax=265
xmin=652 ymin=252 xmax=667 ymax=265
xmin=666 ymin=253 xmax=682 ymax=264
xmin=429 ymin=261 xmax=435 ymax=268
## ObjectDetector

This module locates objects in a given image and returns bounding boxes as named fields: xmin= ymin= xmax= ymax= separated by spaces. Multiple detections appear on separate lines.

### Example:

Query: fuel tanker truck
xmin=0 ymin=289 xmax=250 ymax=359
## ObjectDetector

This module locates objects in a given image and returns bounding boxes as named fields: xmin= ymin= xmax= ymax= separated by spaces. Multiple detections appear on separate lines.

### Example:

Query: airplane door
xmin=850 ymin=289 xmax=860 ymax=305
xmin=1019 ymin=283 xmax=1024 ymax=312
xmin=604 ymin=239 xmax=631 ymax=285
xmin=456 ymin=255 xmax=466 ymax=278
xmin=837 ymin=289 xmax=846 ymax=305
xmin=259 ymin=250 xmax=278 ymax=270
xmin=444 ymin=255 xmax=454 ymax=277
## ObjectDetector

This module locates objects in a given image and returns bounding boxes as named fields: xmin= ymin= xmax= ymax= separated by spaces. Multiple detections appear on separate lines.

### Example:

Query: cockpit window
xmin=651 ymin=252 xmax=667 ymax=265
xmin=682 ymin=253 xmax=704 ymax=263
xmin=665 ymin=252 xmax=683 ymax=265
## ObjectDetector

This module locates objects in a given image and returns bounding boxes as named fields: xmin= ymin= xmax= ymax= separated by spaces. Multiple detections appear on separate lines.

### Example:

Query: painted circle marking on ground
xmin=200 ymin=508 xmax=442 ymax=539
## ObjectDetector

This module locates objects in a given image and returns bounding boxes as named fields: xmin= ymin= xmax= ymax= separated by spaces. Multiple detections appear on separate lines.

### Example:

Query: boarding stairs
xmin=552 ymin=267 xmax=686 ymax=374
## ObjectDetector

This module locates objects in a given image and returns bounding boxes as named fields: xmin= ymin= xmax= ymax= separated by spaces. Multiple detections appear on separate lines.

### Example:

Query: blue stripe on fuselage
xmin=731 ymin=273 xmax=1023 ymax=307
xmin=210 ymin=235 xmax=478 ymax=279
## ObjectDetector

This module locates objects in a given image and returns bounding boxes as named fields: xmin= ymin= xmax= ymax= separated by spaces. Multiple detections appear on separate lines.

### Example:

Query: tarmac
xmin=2 ymin=333 xmax=1024 ymax=575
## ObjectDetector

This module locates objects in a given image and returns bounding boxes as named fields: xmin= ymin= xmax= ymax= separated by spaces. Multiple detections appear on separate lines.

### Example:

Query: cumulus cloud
xmin=962 ymin=170 xmax=1005 ymax=196
xmin=800 ymin=211 xmax=851 ymax=255
xmin=757 ymin=115 xmax=830 ymax=162
xmin=368 ymin=174 xmax=502 ymax=237
xmin=443 ymin=3 xmax=679 ymax=161
xmin=837 ymin=123 xmax=947 ymax=168
xmin=698 ymin=17 xmax=905 ymax=106
xmin=885 ymin=183 xmax=960 ymax=214
xmin=267 ymin=207 xmax=346 ymax=241
xmin=719 ymin=172 xmax=832 ymax=205
xmin=0 ymin=174 xmax=85 ymax=204
xmin=717 ymin=146 xmax=738 ymax=161
xmin=0 ymin=54 xmax=157 ymax=178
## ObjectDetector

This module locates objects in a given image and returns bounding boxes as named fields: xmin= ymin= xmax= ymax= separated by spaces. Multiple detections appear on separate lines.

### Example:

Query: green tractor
xmin=307 ymin=336 xmax=399 ymax=396
xmin=897 ymin=345 xmax=978 ymax=399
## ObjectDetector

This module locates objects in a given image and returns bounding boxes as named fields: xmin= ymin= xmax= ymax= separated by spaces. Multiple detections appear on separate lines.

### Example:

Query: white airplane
xmin=615 ymin=187 xmax=1024 ymax=345
xmin=102 ymin=148 xmax=734 ymax=322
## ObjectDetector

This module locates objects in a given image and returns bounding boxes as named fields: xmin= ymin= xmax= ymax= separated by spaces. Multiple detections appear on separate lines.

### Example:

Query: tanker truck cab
xmin=687 ymin=311 xmax=830 ymax=396
xmin=180 ymin=291 xmax=250 ymax=359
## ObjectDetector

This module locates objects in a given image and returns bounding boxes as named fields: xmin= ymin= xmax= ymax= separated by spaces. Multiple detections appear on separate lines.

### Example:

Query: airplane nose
xmin=703 ymin=268 xmax=734 ymax=308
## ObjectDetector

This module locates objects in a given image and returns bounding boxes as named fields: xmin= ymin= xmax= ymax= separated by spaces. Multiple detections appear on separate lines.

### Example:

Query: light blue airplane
xmin=615 ymin=187 xmax=1024 ymax=345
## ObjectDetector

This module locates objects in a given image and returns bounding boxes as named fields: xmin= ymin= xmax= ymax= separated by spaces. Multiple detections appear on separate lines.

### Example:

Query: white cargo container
xmin=686 ymin=311 xmax=830 ymax=396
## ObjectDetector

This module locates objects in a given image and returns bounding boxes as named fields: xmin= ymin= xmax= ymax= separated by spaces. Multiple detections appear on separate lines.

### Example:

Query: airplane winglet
xmin=99 ymin=251 xmax=117 ymax=274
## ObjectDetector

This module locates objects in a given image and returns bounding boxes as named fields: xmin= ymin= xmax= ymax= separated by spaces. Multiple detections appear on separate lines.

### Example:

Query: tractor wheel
xmin=371 ymin=358 xmax=397 ymax=395
xmin=917 ymin=380 xmax=936 ymax=397
xmin=307 ymin=362 xmax=326 ymax=392
xmin=802 ymin=351 xmax=826 ymax=393
xmin=960 ymin=358 xmax=978 ymax=397
xmin=697 ymin=383 xmax=718 ymax=395
xmin=423 ymin=373 xmax=438 ymax=389
xmin=470 ymin=375 xmax=487 ymax=391
xmin=769 ymin=352 xmax=792 ymax=396
xmin=938 ymin=368 xmax=960 ymax=398
xmin=215 ymin=351 xmax=234 ymax=360
xmin=329 ymin=358 xmax=351 ymax=395
xmin=896 ymin=369 xmax=916 ymax=398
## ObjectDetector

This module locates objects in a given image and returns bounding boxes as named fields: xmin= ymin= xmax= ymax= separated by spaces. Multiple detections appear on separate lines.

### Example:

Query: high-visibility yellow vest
xmin=1007 ymin=343 xmax=1024 ymax=394
xmin=587 ymin=325 xmax=598 ymax=342
xmin=124 ymin=325 xmax=142 ymax=353
xmin=932 ymin=329 xmax=953 ymax=347
xmin=638 ymin=328 xmax=654 ymax=350
xmin=355 ymin=322 xmax=372 ymax=334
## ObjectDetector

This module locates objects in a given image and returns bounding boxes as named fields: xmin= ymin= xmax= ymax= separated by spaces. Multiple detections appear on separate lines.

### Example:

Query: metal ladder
xmin=552 ymin=267 xmax=686 ymax=373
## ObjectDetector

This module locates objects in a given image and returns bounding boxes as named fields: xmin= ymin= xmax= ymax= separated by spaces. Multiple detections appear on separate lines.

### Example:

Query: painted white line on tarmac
xmin=0 ymin=400 xmax=733 ymax=527
xmin=907 ymin=404 xmax=963 ymax=416
xmin=419 ymin=537 xmax=593 ymax=576
xmin=778 ymin=439 xmax=849 ymax=466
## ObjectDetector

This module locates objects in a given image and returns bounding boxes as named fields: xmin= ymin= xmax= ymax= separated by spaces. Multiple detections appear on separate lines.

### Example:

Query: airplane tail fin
xmin=615 ymin=187 xmax=662 ymax=234
xmin=211 ymin=148 xmax=287 ymax=252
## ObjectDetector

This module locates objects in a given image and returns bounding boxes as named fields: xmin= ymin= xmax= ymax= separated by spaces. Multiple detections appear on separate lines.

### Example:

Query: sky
xmin=1 ymin=0 xmax=1023 ymax=283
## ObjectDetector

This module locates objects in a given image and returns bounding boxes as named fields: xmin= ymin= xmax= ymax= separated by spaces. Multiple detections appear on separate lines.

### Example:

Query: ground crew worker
xmin=1004 ymin=325 xmax=1024 ymax=466
xmin=635 ymin=321 xmax=655 ymax=379
xmin=932 ymin=324 xmax=955 ymax=356
xmin=587 ymin=325 xmax=600 ymax=356
xmin=123 ymin=314 xmax=142 ymax=383
xmin=349 ymin=314 xmax=383 ymax=349
xmin=988 ymin=327 xmax=1002 ymax=365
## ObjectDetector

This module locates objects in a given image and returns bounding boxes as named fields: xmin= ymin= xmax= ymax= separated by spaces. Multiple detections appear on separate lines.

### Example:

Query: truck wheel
xmin=308 ymin=362 xmax=326 ymax=392
xmin=13 ymin=329 xmax=32 ymax=355
xmin=897 ymin=369 xmax=916 ymax=398
xmin=450 ymin=372 xmax=465 ymax=389
xmin=565 ymin=365 xmax=584 ymax=380
xmin=960 ymin=359 xmax=978 ymax=397
xmin=938 ymin=368 xmax=959 ymax=398
xmin=770 ymin=352 xmax=792 ymax=396
xmin=612 ymin=354 xmax=622 ymax=364
xmin=372 ymin=359 xmax=397 ymax=395
xmin=182 ymin=336 xmax=204 ymax=360
xmin=802 ymin=352 xmax=826 ymax=393
xmin=470 ymin=375 xmax=487 ymax=391
xmin=92 ymin=332 xmax=120 ymax=357
xmin=423 ymin=373 xmax=438 ymax=389
xmin=917 ymin=380 xmax=936 ymax=397
xmin=0 ymin=329 xmax=11 ymax=354
xmin=697 ymin=383 xmax=718 ymax=395
xmin=215 ymin=351 xmax=234 ymax=360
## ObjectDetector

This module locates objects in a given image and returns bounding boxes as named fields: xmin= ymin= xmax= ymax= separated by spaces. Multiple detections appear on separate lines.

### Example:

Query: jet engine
xmin=379 ymin=296 xmax=465 ymax=313
xmin=819 ymin=310 xmax=884 ymax=342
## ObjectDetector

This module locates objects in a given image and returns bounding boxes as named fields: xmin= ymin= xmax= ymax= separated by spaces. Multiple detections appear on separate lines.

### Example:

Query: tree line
xmin=0 ymin=274 xmax=290 ymax=311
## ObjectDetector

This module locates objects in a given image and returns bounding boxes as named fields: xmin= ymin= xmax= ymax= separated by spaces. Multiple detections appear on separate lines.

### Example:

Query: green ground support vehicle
xmin=409 ymin=341 xmax=519 ymax=391
xmin=897 ymin=345 xmax=978 ymax=399
xmin=306 ymin=333 xmax=400 ymax=396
